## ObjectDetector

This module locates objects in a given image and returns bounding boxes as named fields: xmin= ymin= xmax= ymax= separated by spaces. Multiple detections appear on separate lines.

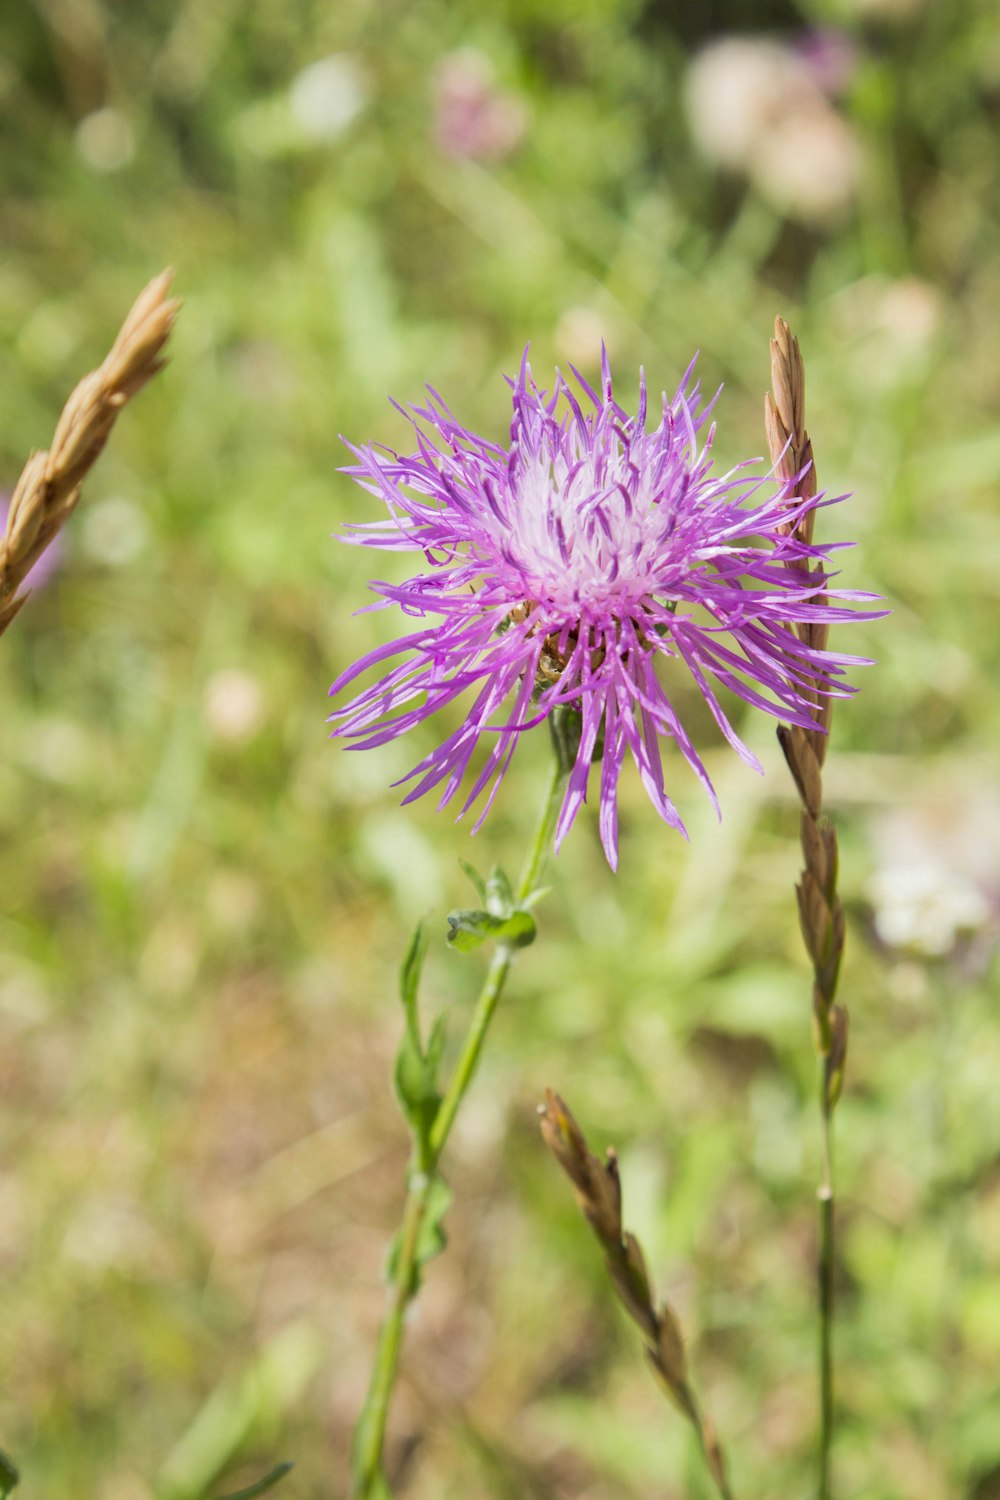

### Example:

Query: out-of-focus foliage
xmin=0 ymin=0 xmax=998 ymax=1496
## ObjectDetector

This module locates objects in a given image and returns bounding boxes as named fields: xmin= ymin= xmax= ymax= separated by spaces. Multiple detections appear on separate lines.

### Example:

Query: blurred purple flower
xmin=794 ymin=28 xmax=860 ymax=98
xmin=433 ymin=50 xmax=526 ymax=163
xmin=329 ymin=353 xmax=881 ymax=867
xmin=0 ymin=493 xmax=61 ymax=591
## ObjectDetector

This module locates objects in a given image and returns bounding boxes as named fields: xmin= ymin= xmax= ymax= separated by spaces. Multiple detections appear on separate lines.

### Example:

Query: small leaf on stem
xmin=387 ymin=1175 xmax=453 ymax=1296
xmin=485 ymin=865 xmax=514 ymax=916
xmin=446 ymin=908 xmax=536 ymax=953
xmin=458 ymin=859 xmax=488 ymax=905
xmin=399 ymin=921 xmax=428 ymax=1021
xmin=394 ymin=921 xmax=443 ymax=1163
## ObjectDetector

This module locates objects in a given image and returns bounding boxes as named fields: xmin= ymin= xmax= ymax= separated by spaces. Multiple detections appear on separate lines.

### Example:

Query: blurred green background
xmin=1 ymin=0 xmax=999 ymax=1496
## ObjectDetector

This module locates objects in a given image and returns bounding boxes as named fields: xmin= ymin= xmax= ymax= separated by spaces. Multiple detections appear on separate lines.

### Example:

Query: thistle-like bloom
xmin=329 ymin=352 xmax=878 ymax=867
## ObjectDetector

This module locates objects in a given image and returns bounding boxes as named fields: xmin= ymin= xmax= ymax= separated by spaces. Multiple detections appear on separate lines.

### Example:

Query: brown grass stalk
xmin=0 ymin=269 xmax=179 ymax=638
xmin=766 ymin=317 xmax=847 ymax=1068
xmin=539 ymin=1088 xmax=733 ymax=1500
xmin=766 ymin=317 xmax=848 ymax=1500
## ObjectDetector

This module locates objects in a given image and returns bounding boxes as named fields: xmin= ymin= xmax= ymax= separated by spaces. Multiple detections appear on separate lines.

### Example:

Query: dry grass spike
xmin=766 ymin=317 xmax=848 ymax=1499
xmin=766 ymin=317 xmax=845 ymax=1057
xmin=0 ymin=269 xmax=179 ymax=638
xmin=539 ymin=1088 xmax=733 ymax=1500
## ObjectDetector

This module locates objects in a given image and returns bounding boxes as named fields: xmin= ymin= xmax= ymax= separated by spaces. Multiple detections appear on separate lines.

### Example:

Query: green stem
xmin=352 ymin=748 xmax=567 ymax=1498
xmin=818 ymin=1091 xmax=835 ymax=1500
xmin=352 ymin=1176 xmax=432 ymax=1497
xmin=429 ymin=748 xmax=563 ymax=1158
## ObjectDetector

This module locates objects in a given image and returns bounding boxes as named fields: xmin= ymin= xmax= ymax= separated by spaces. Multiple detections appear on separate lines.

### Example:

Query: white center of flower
xmin=493 ymin=435 xmax=680 ymax=612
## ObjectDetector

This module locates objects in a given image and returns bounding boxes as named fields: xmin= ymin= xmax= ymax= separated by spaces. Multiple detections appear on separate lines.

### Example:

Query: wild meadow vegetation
xmin=1 ymin=1 xmax=999 ymax=1497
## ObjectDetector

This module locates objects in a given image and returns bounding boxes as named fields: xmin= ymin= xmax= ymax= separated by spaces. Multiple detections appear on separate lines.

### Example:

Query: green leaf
xmin=414 ymin=1174 xmax=454 ymax=1271
xmin=458 ymin=859 xmax=488 ymax=905
xmin=386 ymin=1176 xmax=454 ymax=1293
xmin=216 ymin=1462 xmax=294 ymax=1500
xmin=393 ymin=1027 xmax=442 ymax=1166
xmin=0 ymin=1450 xmax=19 ymax=1498
xmin=399 ymin=921 xmax=428 ymax=1023
xmin=425 ymin=1012 xmax=447 ymax=1077
xmin=485 ymin=865 xmax=514 ymax=916
xmin=393 ymin=922 xmax=444 ymax=1165
xmin=498 ymin=910 xmax=537 ymax=948
xmin=445 ymin=909 xmax=492 ymax=951
xmin=446 ymin=908 xmax=536 ymax=953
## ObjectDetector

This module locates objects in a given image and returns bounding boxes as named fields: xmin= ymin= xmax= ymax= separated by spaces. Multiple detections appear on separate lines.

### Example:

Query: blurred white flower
xmin=203 ymin=669 xmax=264 ymax=744
xmin=835 ymin=275 xmax=942 ymax=354
xmin=554 ymin=305 xmax=609 ymax=365
xmin=289 ymin=54 xmax=368 ymax=142
xmin=685 ymin=36 xmax=861 ymax=222
xmin=876 ymin=277 xmax=941 ymax=350
xmin=686 ymin=39 xmax=798 ymax=170
xmin=74 ymin=108 xmax=136 ymax=172
xmin=750 ymin=109 xmax=861 ymax=221
xmin=80 ymin=496 xmax=148 ymax=566
xmin=869 ymin=862 xmax=990 ymax=957
xmin=32 ymin=716 xmax=93 ymax=785
xmin=833 ymin=274 xmax=942 ymax=392
xmin=869 ymin=793 xmax=998 ymax=958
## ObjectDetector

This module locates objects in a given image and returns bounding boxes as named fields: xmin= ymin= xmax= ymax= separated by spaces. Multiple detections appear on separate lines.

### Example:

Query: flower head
xmin=329 ymin=351 xmax=879 ymax=867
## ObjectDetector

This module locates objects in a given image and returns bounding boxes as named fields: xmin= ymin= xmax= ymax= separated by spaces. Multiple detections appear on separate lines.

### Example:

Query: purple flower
xmin=329 ymin=352 xmax=880 ymax=868
xmin=794 ymin=28 xmax=860 ymax=99
xmin=432 ymin=49 xmax=527 ymax=163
